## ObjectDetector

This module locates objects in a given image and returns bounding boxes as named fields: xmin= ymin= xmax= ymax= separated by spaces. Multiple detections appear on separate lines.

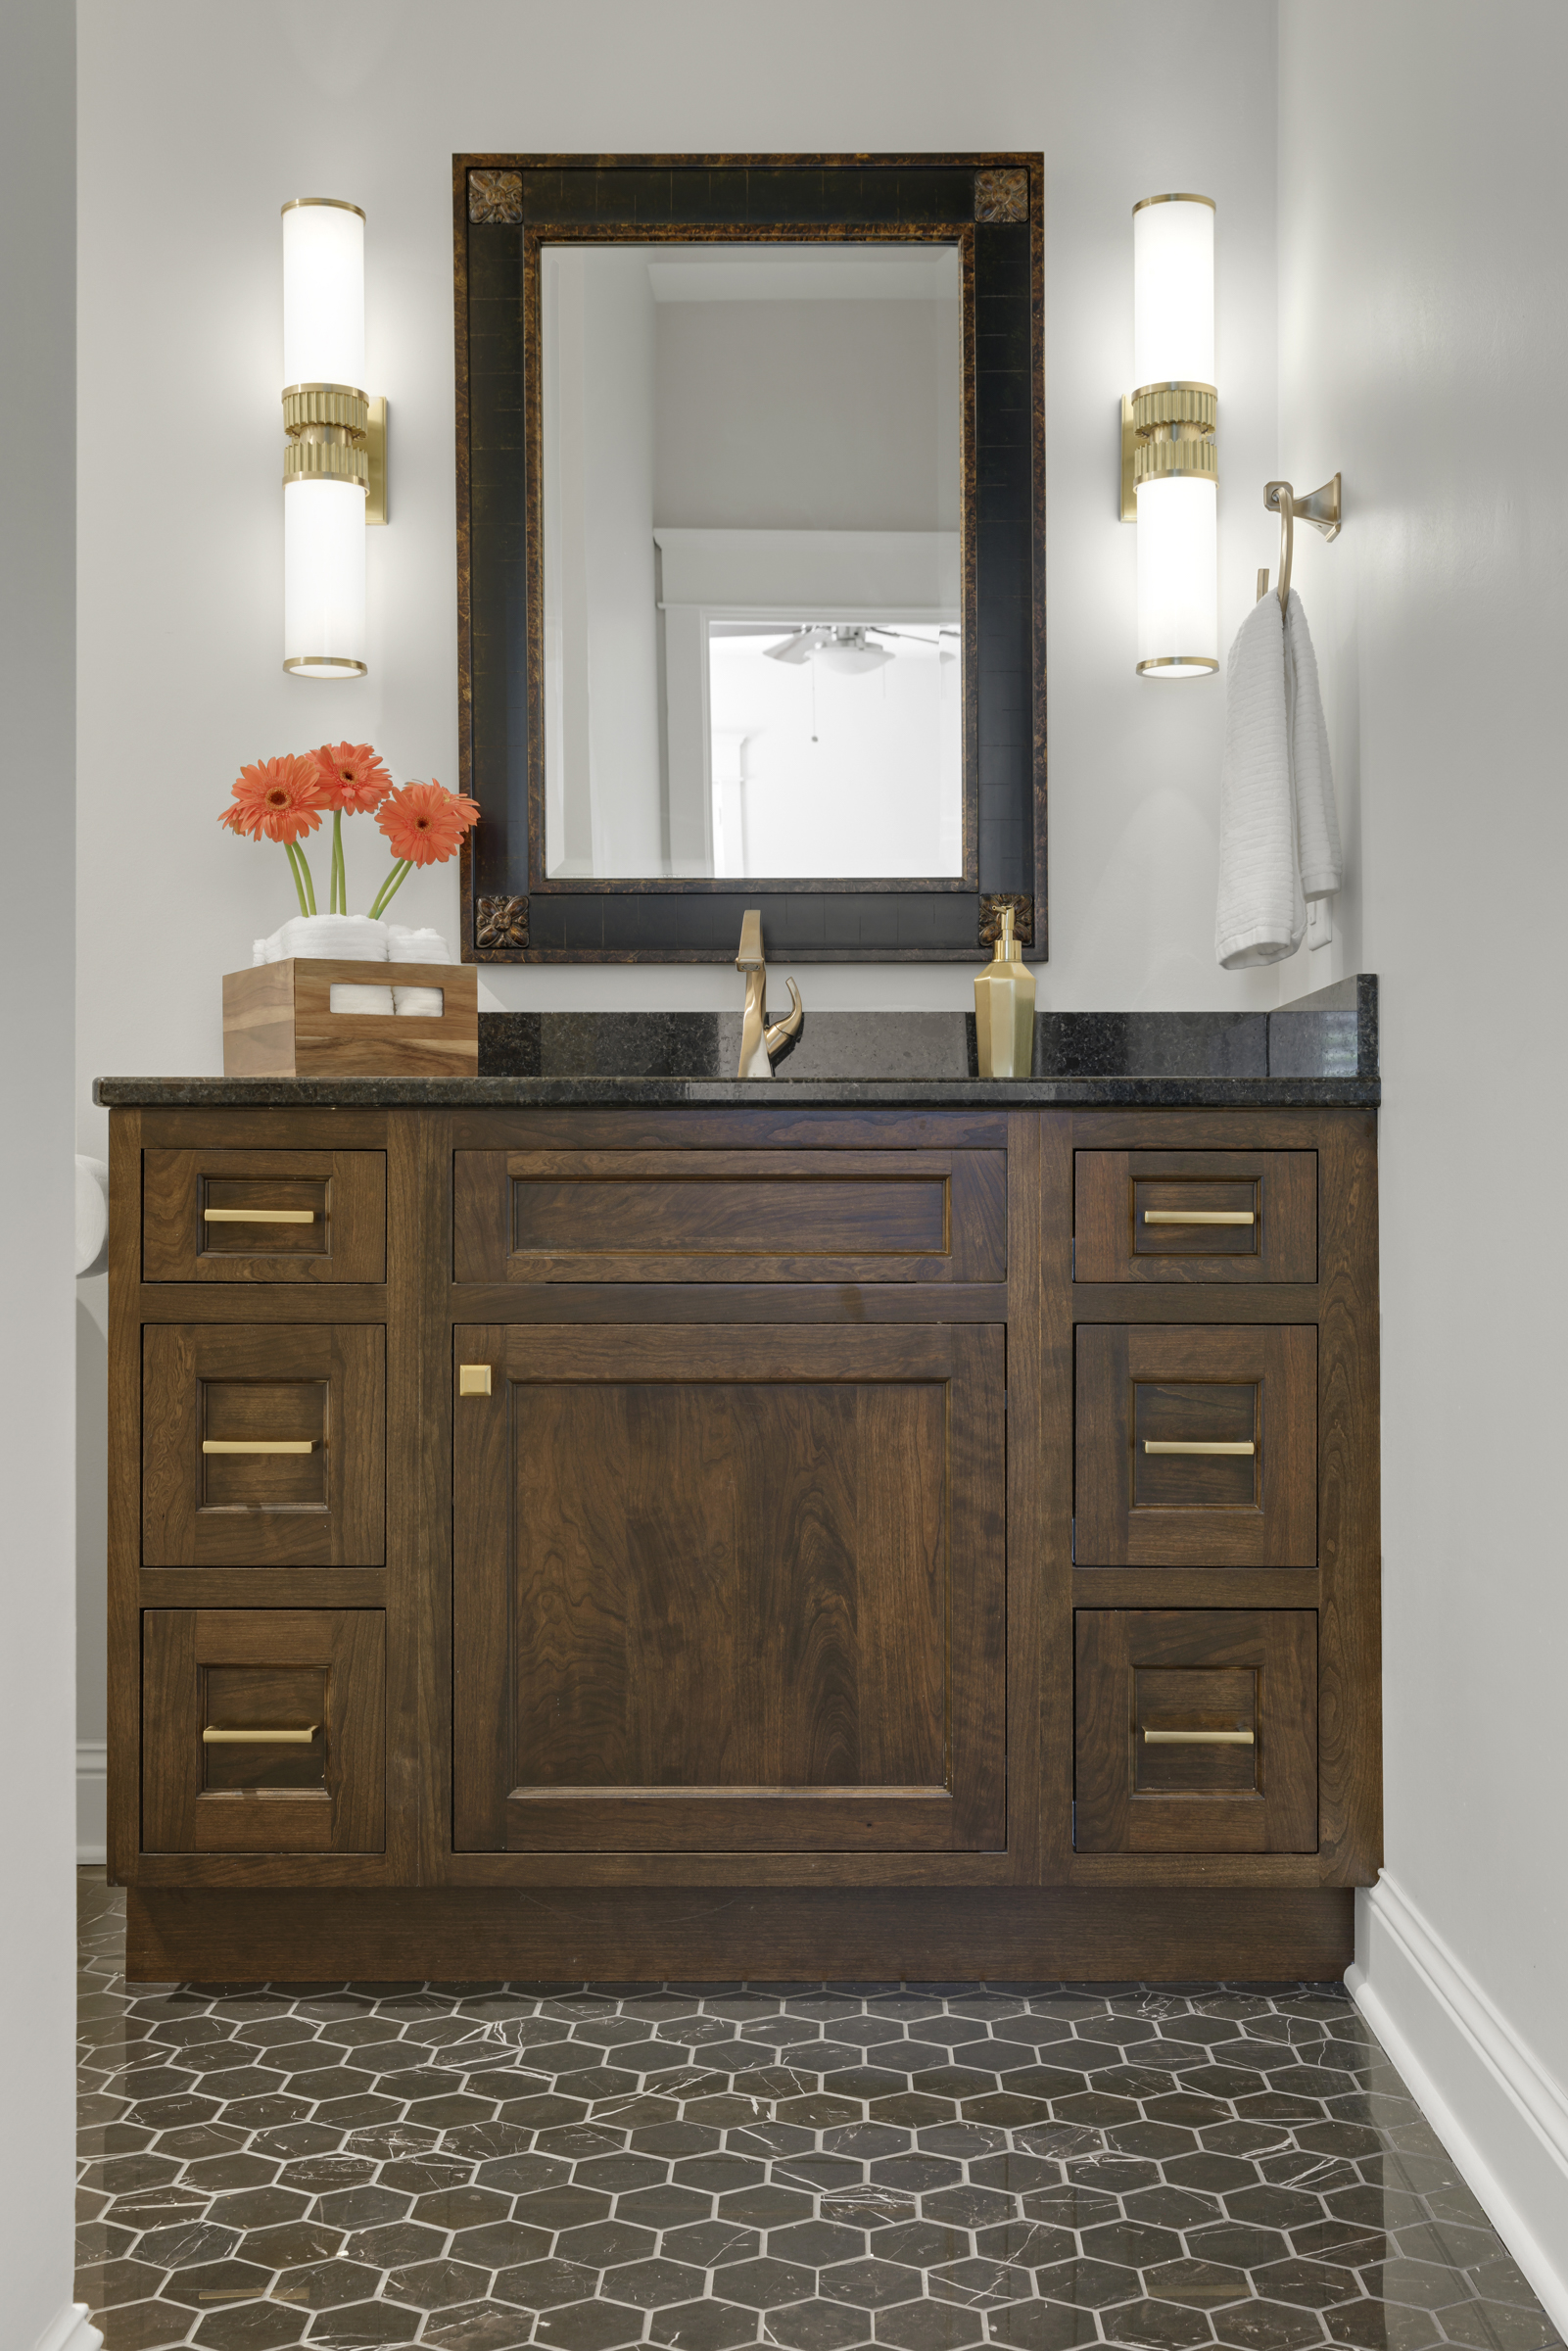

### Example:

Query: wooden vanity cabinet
xmin=106 ymin=1099 xmax=1379 ymax=1983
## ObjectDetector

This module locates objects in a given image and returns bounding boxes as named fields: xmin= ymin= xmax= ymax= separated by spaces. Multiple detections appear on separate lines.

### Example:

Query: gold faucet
xmin=736 ymin=909 xmax=804 ymax=1079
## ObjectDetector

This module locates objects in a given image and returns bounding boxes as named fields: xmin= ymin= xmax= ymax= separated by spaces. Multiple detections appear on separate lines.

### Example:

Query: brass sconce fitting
xmin=1120 ymin=381 xmax=1217 ymax=521
xmin=282 ymin=385 xmax=386 ymax=521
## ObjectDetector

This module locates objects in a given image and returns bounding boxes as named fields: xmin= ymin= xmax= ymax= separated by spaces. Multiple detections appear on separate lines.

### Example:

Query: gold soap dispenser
xmin=974 ymin=905 xmax=1035 ymax=1078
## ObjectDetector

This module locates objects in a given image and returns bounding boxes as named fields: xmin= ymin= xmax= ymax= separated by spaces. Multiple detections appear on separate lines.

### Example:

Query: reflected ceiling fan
xmin=763 ymin=624 xmax=959 ymax=676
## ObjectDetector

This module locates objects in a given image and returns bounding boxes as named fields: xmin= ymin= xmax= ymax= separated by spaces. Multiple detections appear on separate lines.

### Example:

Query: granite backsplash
xmin=478 ymin=974 xmax=1377 ymax=1083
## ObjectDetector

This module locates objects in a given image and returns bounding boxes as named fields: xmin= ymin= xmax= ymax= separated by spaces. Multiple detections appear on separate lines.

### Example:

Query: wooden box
xmin=222 ymin=958 xmax=478 ymax=1078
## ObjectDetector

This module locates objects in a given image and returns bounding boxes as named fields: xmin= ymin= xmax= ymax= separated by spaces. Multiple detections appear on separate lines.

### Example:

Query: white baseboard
xmin=1350 ymin=1873 xmax=1568 ymax=2333
xmin=76 ymin=1742 xmax=106 ymax=1865
xmin=32 ymin=2303 xmax=104 ymax=2351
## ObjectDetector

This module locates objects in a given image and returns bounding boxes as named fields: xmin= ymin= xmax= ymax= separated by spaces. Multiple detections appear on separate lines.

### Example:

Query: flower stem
xmin=283 ymin=840 xmax=309 ymax=918
xmin=298 ymin=841 xmax=318 ymax=914
xmin=367 ymin=860 xmax=411 ymax=920
xmin=331 ymin=811 xmax=346 ymax=914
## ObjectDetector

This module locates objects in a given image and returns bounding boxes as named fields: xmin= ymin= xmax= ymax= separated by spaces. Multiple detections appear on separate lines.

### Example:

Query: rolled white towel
xmin=75 ymin=1155 xmax=110 ymax=1277
xmin=328 ymin=984 xmax=396 ymax=1016
xmin=387 ymin=924 xmax=451 ymax=1017
xmin=272 ymin=913 xmax=395 ymax=1014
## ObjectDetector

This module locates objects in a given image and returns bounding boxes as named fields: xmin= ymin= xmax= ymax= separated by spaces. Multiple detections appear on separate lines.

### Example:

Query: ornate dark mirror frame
xmin=453 ymin=152 xmax=1044 ymax=963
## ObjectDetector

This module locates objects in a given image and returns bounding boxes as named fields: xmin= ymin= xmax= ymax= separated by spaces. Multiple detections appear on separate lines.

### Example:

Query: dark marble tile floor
xmin=75 ymin=1871 xmax=1558 ymax=2351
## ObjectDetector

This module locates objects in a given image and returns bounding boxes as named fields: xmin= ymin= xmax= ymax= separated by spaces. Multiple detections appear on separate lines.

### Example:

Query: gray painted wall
xmin=2 ymin=0 xmax=81 ymax=2339
xmin=1279 ymin=0 xmax=1568 ymax=2312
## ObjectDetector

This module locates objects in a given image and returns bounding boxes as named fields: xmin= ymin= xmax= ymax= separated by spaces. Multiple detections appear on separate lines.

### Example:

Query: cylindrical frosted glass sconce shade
xmin=1133 ymin=196 xmax=1213 ymax=387
xmin=1135 ymin=473 xmax=1218 ymax=677
xmin=282 ymin=199 xmax=364 ymax=389
xmin=1132 ymin=192 xmax=1216 ymax=676
xmin=282 ymin=198 xmax=367 ymax=678
xmin=283 ymin=478 xmax=366 ymax=676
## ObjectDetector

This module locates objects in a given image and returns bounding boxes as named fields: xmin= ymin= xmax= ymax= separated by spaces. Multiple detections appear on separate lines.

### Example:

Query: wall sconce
xmin=1120 ymin=193 xmax=1217 ymax=678
xmin=281 ymin=197 xmax=387 ymax=680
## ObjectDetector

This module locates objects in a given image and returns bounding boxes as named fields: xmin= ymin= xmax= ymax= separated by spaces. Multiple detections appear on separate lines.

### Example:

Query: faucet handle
xmin=764 ymin=977 xmax=804 ymax=1056
xmin=736 ymin=909 xmax=764 ymax=971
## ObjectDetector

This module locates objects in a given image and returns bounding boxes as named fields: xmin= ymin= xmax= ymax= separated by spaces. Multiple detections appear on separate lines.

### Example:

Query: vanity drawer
xmin=1075 ymin=1324 xmax=1316 ymax=1565
xmin=142 ymin=1149 xmax=386 ymax=1282
xmin=1074 ymin=1151 xmax=1315 ymax=1284
xmin=1074 ymin=1609 xmax=1317 ymax=1852
xmin=141 ymin=1324 xmax=384 ymax=1567
xmin=453 ymin=1148 xmax=1006 ymax=1283
xmin=141 ymin=1608 xmax=385 ymax=1853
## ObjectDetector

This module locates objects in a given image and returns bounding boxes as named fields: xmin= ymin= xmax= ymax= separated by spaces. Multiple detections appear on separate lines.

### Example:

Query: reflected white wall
xmin=655 ymin=294 xmax=957 ymax=533
xmin=542 ymin=248 xmax=663 ymax=877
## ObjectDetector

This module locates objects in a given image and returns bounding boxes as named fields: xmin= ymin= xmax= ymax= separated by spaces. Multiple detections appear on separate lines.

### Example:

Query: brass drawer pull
xmin=201 ymin=1439 xmax=315 ymax=1455
xmin=203 ymin=1725 xmax=318 ymax=1744
xmin=1143 ymin=1727 xmax=1255 ymax=1746
xmin=1143 ymin=1439 xmax=1255 ymax=1456
xmin=203 ymin=1208 xmax=316 ymax=1223
xmin=1142 ymin=1210 xmax=1255 ymax=1225
xmin=458 ymin=1364 xmax=493 ymax=1396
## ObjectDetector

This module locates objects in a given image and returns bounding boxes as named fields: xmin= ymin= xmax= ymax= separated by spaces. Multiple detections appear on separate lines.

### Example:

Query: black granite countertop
xmin=95 ymin=1073 xmax=1377 ymax=1107
xmin=95 ymin=975 xmax=1378 ymax=1109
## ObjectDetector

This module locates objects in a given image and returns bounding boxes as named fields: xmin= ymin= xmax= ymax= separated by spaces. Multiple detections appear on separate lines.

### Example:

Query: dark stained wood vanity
xmin=102 ymin=1088 xmax=1380 ymax=1984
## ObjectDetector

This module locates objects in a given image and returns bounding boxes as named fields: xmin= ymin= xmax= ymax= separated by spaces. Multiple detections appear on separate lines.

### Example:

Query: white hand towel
xmin=274 ymin=914 xmax=395 ymax=1014
xmin=387 ymin=924 xmax=451 ymax=1018
xmin=1214 ymin=589 xmax=1343 ymax=969
xmin=1285 ymin=592 xmax=1342 ymax=898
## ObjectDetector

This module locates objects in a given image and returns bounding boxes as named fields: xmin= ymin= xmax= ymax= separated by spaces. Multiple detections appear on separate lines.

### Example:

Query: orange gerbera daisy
xmin=218 ymin=754 xmax=328 ymax=844
xmin=375 ymin=780 xmax=481 ymax=867
xmin=310 ymin=740 xmax=393 ymax=813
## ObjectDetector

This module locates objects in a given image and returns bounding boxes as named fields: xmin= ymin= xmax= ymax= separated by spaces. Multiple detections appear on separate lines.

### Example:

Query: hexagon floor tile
xmin=74 ymin=1871 xmax=1562 ymax=2351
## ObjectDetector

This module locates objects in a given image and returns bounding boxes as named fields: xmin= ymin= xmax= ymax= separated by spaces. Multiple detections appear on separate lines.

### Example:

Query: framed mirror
xmin=453 ymin=154 xmax=1043 ymax=963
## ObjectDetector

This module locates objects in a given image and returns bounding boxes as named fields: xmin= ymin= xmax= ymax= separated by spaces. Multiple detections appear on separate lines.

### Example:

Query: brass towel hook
xmin=1258 ymin=474 xmax=1343 ymax=607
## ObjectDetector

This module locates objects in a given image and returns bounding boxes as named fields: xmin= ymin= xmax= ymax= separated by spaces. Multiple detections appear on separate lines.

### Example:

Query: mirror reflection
xmin=540 ymin=239 xmax=964 ymax=881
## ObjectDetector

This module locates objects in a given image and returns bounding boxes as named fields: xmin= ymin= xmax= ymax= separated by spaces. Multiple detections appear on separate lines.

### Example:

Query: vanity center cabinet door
xmin=452 ymin=1324 xmax=1006 ymax=1853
